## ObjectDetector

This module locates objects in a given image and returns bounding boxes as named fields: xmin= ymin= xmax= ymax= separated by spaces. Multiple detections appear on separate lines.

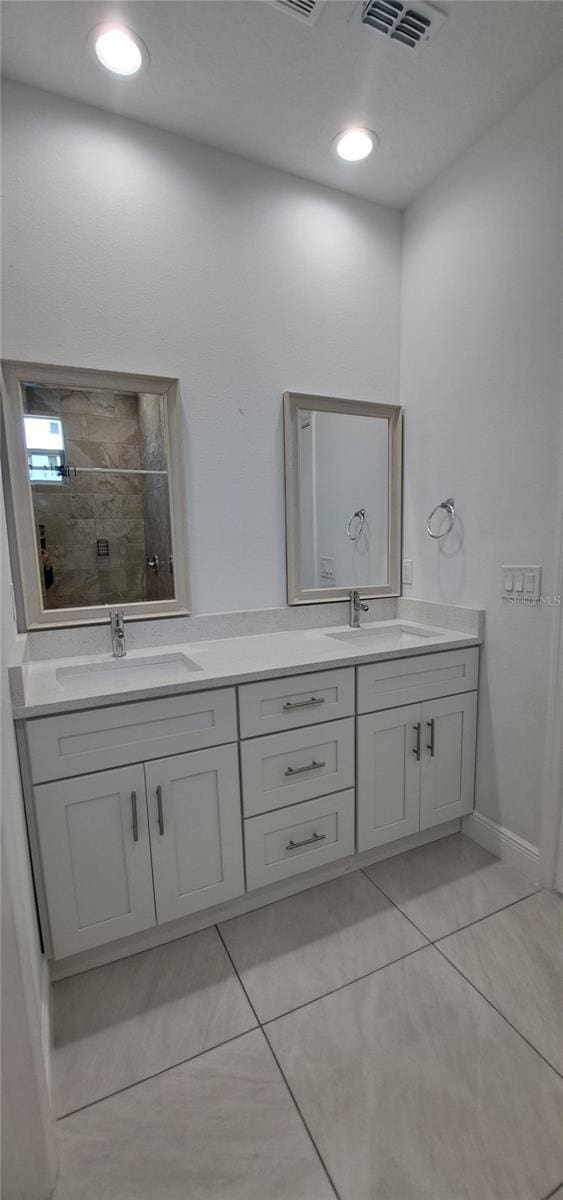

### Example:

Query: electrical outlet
xmin=402 ymin=559 xmax=413 ymax=585
xmin=320 ymin=556 xmax=335 ymax=581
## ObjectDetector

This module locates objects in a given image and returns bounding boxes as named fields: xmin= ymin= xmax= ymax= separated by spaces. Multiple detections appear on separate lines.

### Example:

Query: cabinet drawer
xmin=244 ymin=790 xmax=355 ymax=890
xmin=238 ymin=668 xmax=354 ymax=738
xmin=240 ymin=718 xmax=355 ymax=817
xmin=27 ymin=689 xmax=238 ymax=783
xmin=357 ymin=648 xmax=478 ymax=714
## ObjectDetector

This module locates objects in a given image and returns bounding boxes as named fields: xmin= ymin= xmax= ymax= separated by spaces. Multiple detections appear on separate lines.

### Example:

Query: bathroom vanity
xmin=3 ymin=368 xmax=481 ymax=969
xmin=12 ymin=619 xmax=479 ymax=964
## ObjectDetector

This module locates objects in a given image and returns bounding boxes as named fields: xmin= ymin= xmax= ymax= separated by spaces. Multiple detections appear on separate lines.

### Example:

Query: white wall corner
xmin=462 ymin=811 xmax=540 ymax=885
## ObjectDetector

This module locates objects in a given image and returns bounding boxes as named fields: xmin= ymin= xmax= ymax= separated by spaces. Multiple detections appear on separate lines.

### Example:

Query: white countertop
xmin=13 ymin=619 xmax=480 ymax=720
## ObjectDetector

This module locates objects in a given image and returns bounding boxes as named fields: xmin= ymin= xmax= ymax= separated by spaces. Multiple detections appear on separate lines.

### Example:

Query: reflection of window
xmin=24 ymin=416 xmax=65 ymax=483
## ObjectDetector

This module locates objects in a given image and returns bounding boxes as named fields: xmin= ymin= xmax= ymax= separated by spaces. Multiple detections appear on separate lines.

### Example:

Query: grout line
xmin=216 ymin=926 xmax=340 ymax=1199
xmin=432 ymin=888 xmax=541 ymax=943
xmin=261 ymin=944 xmax=427 ymax=1026
xmin=215 ymin=924 xmax=261 ymax=1026
xmin=360 ymin=868 xmax=430 ymax=941
xmin=57 ymin=1025 xmax=258 ymax=1121
xmin=57 ymin=871 xmax=555 ymax=1137
xmin=542 ymin=1180 xmax=563 ymax=1200
xmin=432 ymin=941 xmax=563 ymax=1083
xmin=360 ymin=865 xmax=539 ymax=945
xmin=361 ymin=867 xmax=563 ymax=1083
xmin=260 ymin=1026 xmax=341 ymax=1200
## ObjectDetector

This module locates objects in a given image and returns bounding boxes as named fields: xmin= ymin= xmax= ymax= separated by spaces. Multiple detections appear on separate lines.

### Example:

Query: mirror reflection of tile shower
xmin=23 ymin=384 xmax=175 ymax=610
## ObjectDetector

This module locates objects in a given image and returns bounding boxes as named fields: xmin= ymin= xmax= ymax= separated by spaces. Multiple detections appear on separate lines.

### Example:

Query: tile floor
xmin=52 ymin=833 xmax=563 ymax=1200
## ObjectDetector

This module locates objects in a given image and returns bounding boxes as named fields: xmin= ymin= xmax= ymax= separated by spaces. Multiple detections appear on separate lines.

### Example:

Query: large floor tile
xmin=438 ymin=890 xmax=563 ymax=1073
xmin=266 ymin=945 xmax=563 ymax=1200
xmin=54 ymin=927 xmax=256 ymax=1116
xmin=53 ymin=1029 xmax=333 ymax=1200
xmin=219 ymin=870 xmax=426 ymax=1021
xmin=364 ymin=833 xmax=536 ymax=940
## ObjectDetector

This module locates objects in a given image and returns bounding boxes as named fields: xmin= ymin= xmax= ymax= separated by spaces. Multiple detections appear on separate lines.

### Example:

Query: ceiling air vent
xmin=360 ymin=0 xmax=446 ymax=53
xmin=269 ymin=0 xmax=326 ymax=26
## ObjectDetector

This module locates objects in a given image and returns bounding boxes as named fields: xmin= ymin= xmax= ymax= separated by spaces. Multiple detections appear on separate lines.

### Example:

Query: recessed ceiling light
xmin=92 ymin=24 xmax=147 ymax=76
xmin=333 ymin=128 xmax=378 ymax=162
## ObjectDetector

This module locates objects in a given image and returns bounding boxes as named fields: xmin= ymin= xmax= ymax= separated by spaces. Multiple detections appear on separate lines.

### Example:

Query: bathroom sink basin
xmin=56 ymin=652 xmax=203 ymax=691
xmin=326 ymin=623 xmax=439 ymax=646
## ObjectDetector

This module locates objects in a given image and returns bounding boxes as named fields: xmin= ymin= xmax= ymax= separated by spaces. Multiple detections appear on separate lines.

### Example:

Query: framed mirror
xmin=284 ymin=392 xmax=402 ymax=604
xmin=1 ymin=361 xmax=190 ymax=628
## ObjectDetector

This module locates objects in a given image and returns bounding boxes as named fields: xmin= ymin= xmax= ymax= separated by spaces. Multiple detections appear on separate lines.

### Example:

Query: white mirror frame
xmin=1 ymin=360 xmax=191 ymax=629
xmin=283 ymin=391 xmax=403 ymax=605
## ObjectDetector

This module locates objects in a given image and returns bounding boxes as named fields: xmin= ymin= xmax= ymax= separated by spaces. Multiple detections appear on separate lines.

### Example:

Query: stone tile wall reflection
xmin=25 ymin=385 xmax=149 ymax=609
xmin=138 ymin=394 xmax=174 ymax=602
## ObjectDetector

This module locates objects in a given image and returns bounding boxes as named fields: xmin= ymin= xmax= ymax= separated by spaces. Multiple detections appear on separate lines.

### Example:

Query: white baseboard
xmin=462 ymin=811 xmax=540 ymax=885
xmin=40 ymin=955 xmax=52 ymax=1098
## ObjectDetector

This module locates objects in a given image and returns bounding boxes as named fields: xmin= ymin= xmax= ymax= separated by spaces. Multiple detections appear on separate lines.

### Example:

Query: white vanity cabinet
xmin=22 ymin=645 xmax=479 ymax=963
xmin=239 ymin=668 xmax=356 ymax=889
xmin=33 ymin=745 xmax=245 ymax=959
xmin=144 ymin=745 xmax=244 ymax=925
xmin=34 ymin=765 xmax=157 ymax=958
xmin=357 ymin=651 xmax=478 ymax=851
xmin=27 ymin=689 xmax=245 ymax=959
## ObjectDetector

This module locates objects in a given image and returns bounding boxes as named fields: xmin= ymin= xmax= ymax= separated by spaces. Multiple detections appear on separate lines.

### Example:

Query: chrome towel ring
xmin=427 ymin=498 xmax=456 ymax=539
xmin=346 ymin=508 xmax=366 ymax=541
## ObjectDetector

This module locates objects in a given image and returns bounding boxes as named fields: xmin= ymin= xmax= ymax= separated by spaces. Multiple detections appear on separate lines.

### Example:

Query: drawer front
xmin=26 ymin=688 xmax=238 ymax=783
xmin=240 ymin=717 xmax=355 ymax=817
xmin=357 ymin=648 xmax=479 ymax=714
xmin=238 ymin=668 xmax=354 ymax=738
xmin=244 ymin=790 xmax=355 ymax=890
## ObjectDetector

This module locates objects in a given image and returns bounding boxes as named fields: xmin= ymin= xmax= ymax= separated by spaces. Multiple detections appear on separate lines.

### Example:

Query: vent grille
xmin=269 ymin=0 xmax=326 ymax=26
xmin=360 ymin=0 xmax=446 ymax=52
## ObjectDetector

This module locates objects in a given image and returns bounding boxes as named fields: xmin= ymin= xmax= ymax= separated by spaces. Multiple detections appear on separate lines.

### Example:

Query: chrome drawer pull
xmin=286 ymin=831 xmax=327 ymax=851
xmin=284 ymin=760 xmax=326 ymax=777
xmin=427 ymin=718 xmax=436 ymax=757
xmin=282 ymin=697 xmax=325 ymax=711
xmin=156 ymin=785 xmax=165 ymax=836
xmin=413 ymin=723 xmax=422 ymax=761
xmin=131 ymin=791 xmax=139 ymax=843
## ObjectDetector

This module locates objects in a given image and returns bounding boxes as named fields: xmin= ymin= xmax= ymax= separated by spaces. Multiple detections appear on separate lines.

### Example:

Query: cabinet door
xmin=420 ymin=692 xmax=477 ymax=829
xmin=145 ymin=745 xmax=244 ymax=924
xmin=34 ymin=765 xmax=155 ymax=959
xmin=357 ymin=705 xmax=421 ymax=851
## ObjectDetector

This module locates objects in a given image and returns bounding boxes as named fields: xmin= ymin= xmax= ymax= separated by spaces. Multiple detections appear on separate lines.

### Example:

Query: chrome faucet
xmin=110 ymin=609 xmax=126 ymax=657
xmin=349 ymin=590 xmax=368 ymax=629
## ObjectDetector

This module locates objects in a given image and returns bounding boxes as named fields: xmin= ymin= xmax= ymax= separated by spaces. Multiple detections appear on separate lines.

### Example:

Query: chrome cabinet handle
xmin=156 ymin=785 xmax=164 ymax=835
xmin=282 ymin=697 xmax=325 ymax=712
xmin=412 ymin=723 xmax=421 ymax=761
xmin=427 ymin=718 xmax=436 ymax=757
xmin=286 ymin=832 xmax=327 ymax=851
xmin=284 ymin=760 xmax=326 ymax=777
xmin=131 ymin=791 xmax=139 ymax=843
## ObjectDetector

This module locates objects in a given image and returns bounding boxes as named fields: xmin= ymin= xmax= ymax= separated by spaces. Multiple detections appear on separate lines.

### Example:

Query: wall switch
xmin=402 ymin=559 xmax=413 ymax=585
xmin=502 ymin=565 xmax=541 ymax=601
xmin=320 ymin=556 xmax=335 ymax=581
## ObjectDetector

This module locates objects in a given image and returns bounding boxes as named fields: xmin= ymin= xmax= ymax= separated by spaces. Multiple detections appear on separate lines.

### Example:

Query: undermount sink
xmin=56 ymin=652 xmax=203 ymax=691
xmin=326 ymin=623 xmax=439 ymax=646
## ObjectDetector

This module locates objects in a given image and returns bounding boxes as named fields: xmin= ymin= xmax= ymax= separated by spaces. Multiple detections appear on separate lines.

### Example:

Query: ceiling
xmin=2 ymin=0 xmax=562 ymax=209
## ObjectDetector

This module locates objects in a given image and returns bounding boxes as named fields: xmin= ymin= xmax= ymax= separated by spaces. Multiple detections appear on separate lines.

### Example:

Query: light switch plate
xmin=502 ymin=565 xmax=541 ymax=601
xmin=402 ymin=559 xmax=413 ymax=585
